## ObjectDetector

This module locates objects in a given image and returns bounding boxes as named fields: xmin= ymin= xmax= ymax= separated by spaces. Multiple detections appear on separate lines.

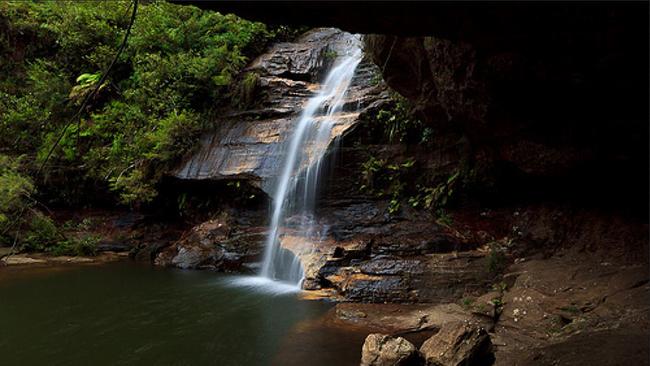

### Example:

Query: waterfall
xmin=257 ymin=36 xmax=363 ymax=288
xmin=227 ymin=33 xmax=363 ymax=294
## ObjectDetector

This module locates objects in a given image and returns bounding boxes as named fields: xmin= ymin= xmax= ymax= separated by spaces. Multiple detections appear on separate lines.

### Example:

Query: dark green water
xmin=0 ymin=262 xmax=366 ymax=366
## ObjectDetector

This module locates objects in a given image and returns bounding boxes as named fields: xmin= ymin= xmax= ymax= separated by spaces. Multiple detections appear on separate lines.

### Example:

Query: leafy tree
xmin=0 ymin=0 xmax=278 ymax=205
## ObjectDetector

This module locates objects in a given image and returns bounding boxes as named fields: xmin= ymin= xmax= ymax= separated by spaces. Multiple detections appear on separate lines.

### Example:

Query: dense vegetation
xmin=360 ymin=95 xmax=468 ymax=221
xmin=0 ymin=0 xmax=289 ymax=253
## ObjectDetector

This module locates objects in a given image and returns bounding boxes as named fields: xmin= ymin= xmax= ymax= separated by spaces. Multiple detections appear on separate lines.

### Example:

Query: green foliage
xmin=63 ymin=217 xmax=94 ymax=231
xmin=358 ymin=93 xmax=470 ymax=215
xmin=372 ymin=94 xmax=425 ymax=144
xmin=21 ymin=212 xmax=62 ymax=252
xmin=0 ymin=157 xmax=97 ymax=255
xmin=52 ymin=218 xmax=100 ymax=256
xmin=232 ymin=71 xmax=260 ymax=108
xmin=0 ymin=60 xmax=71 ymax=154
xmin=0 ymin=155 xmax=34 ymax=228
xmin=370 ymin=72 xmax=384 ymax=86
xmin=490 ymin=298 xmax=504 ymax=309
xmin=323 ymin=49 xmax=338 ymax=59
xmin=461 ymin=297 xmax=475 ymax=309
xmin=0 ymin=155 xmax=37 ymax=246
xmin=359 ymin=156 xmax=385 ymax=193
xmin=53 ymin=234 xmax=100 ymax=256
xmin=359 ymin=152 xmax=465 ymax=216
xmin=492 ymin=281 xmax=508 ymax=293
xmin=360 ymin=156 xmax=416 ymax=214
xmin=69 ymin=72 xmax=106 ymax=103
xmin=0 ymin=1 xmax=289 ymax=253
xmin=487 ymin=243 xmax=507 ymax=275
xmin=0 ymin=0 xmax=279 ymax=205
xmin=409 ymin=170 xmax=460 ymax=210
xmin=435 ymin=210 xmax=454 ymax=227
xmin=0 ymin=155 xmax=71 ymax=253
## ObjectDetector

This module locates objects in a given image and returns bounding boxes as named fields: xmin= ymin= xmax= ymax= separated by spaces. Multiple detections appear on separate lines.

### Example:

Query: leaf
xmin=76 ymin=72 xmax=101 ymax=85
xmin=447 ymin=171 xmax=460 ymax=184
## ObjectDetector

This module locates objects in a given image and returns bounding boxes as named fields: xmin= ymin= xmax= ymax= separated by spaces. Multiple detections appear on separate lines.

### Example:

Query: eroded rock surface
xmin=492 ymin=256 xmax=650 ymax=365
xmin=275 ymin=203 xmax=492 ymax=303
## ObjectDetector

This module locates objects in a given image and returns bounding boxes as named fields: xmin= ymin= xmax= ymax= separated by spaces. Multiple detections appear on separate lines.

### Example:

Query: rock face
xmin=361 ymin=334 xmax=422 ymax=366
xmin=275 ymin=203 xmax=492 ymax=303
xmin=492 ymin=255 xmax=649 ymax=365
xmin=168 ymin=28 xmax=494 ymax=300
xmin=364 ymin=25 xmax=648 ymax=213
xmin=419 ymin=322 xmax=494 ymax=366
xmin=175 ymin=28 xmax=389 ymax=194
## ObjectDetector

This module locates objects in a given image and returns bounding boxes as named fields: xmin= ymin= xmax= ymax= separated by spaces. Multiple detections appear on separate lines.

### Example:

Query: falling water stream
xmin=234 ymin=35 xmax=363 ymax=292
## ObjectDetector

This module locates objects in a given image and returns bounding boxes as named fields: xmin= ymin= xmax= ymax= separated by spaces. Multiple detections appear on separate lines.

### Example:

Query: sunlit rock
xmin=419 ymin=322 xmax=494 ymax=366
xmin=361 ymin=333 xmax=422 ymax=366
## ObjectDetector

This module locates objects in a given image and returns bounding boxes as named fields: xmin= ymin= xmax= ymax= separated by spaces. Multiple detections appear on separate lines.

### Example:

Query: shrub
xmin=359 ymin=156 xmax=416 ymax=214
xmin=52 ymin=235 xmax=100 ymax=256
xmin=0 ymin=154 xmax=35 ymax=245
xmin=232 ymin=71 xmax=260 ymax=108
xmin=371 ymin=94 xmax=424 ymax=144
xmin=487 ymin=245 xmax=507 ymax=275
xmin=21 ymin=212 xmax=62 ymax=252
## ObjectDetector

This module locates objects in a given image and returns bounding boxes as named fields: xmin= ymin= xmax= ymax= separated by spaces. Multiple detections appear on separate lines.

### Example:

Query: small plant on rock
xmin=359 ymin=156 xmax=416 ymax=215
xmin=486 ymin=241 xmax=508 ymax=276
xmin=461 ymin=297 xmax=475 ymax=309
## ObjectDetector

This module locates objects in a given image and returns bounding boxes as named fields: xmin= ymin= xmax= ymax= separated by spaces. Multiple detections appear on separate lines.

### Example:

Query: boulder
xmin=419 ymin=322 xmax=494 ymax=366
xmin=169 ymin=243 xmax=224 ymax=270
xmin=155 ymin=217 xmax=231 ymax=270
xmin=361 ymin=333 xmax=422 ymax=366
